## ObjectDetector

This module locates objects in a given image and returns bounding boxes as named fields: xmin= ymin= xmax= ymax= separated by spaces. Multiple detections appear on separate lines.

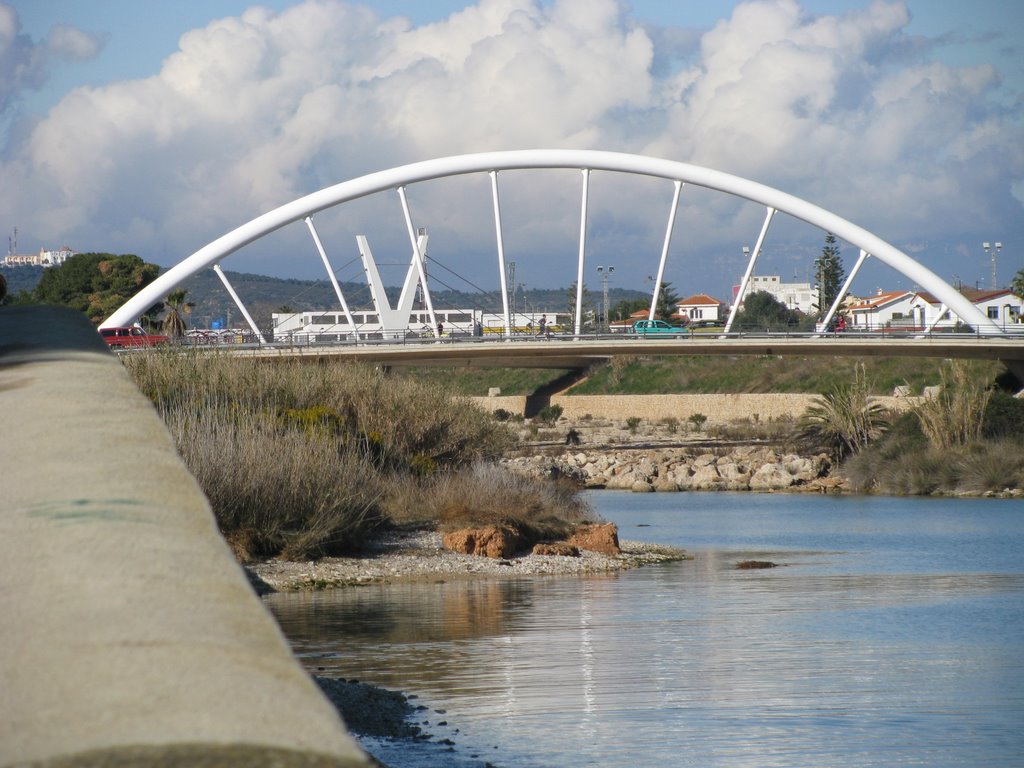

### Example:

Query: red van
xmin=99 ymin=326 xmax=170 ymax=349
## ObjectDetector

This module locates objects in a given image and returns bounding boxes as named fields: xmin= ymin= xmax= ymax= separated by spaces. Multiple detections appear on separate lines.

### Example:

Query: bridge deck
xmin=232 ymin=333 xmax=1024 ymax=370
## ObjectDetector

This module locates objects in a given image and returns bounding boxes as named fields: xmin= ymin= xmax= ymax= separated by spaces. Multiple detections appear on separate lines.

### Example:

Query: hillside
xmin=176 ymin=269 xmax=648 ymax=330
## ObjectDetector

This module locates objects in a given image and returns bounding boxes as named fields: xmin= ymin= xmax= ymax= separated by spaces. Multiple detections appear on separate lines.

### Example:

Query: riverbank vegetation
xmin=834 ymin=361 xmax=1024 ymax=495
xmin=122 ymin=352 xmax=593 ymax=561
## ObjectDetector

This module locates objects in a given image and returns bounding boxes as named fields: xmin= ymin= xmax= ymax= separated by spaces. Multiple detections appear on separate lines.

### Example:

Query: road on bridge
xmin=221 ymin=331 xmax=1024 ymax=374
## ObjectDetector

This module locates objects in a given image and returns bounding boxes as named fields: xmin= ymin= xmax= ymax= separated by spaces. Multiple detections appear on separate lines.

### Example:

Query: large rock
xmin=567 ymin=523 xmax=621 ymax=555
xmin=749 ymin=463 xmax=796 ymax=490
xmin=442 ymin=525 xmax=523 ymax=558
xmin=532 ymin=542 xmax=581 ymax=557
xmin=688 ymin=463 xmax=723 ymax=490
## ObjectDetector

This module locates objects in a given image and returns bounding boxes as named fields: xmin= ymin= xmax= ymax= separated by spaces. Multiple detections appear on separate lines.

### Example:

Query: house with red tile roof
xmin=673 ymin=294 xmax=726 ymax=325
xmin=846 ymin=290 xmax=916 ymax=330
xmin=910 ymin=287 xmax=1021 ymax=329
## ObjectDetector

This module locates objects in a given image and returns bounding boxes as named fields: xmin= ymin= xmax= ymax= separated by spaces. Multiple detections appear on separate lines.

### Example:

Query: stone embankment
xmin=506 ymin=444 xmax=842 ymax=493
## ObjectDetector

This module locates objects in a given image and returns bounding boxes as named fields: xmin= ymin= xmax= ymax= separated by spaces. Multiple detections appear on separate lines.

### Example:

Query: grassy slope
xmin=396 ymin=356 xmax=1004 ymax=396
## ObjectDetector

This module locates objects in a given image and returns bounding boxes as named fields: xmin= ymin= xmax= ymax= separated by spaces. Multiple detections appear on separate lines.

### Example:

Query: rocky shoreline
xmin=246 ymin=528 xmax=687 ymax=593
xmin=505 ymin=443 xmax=843 ymax=493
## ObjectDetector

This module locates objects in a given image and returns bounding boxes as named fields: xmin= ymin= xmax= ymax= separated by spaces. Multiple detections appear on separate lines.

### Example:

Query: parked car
xmin=99 ymin=326 xmax=170 ymax=349
xmin=631 ymin=319 xmax=682 ymax=334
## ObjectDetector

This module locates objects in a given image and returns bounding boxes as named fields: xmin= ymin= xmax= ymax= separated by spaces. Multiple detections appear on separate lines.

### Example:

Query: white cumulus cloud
xmin=0 ymin=0 xmax=1020 ymax=295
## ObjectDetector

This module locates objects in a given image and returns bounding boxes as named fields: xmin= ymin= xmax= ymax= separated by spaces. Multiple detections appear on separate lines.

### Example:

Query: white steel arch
xmin=102 ymin=149 xmax=1003 ymax=334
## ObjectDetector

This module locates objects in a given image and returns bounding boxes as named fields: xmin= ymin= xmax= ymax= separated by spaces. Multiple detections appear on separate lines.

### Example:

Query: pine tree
xmin=655 ymin=281 xmax=681 ymax=322
xmin=814 ymin=233 xmax=845 ymax=320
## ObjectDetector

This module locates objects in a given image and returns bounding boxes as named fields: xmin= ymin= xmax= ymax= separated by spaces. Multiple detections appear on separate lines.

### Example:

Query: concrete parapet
xmin=0 ymin=307 xmax=370 ymax=767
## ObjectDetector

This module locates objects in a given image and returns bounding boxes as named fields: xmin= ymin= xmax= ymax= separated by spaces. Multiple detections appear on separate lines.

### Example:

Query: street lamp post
xmin=597 ymin=265 xmax=614 ymax=332
xmin=983 ymin=241 xmax=1002 ymax=289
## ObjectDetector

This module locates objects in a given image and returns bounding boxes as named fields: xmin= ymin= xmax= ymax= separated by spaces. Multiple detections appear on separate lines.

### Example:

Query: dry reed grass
xmin=122 ymin=351 xmax=595 ymax=560
xmin=383 ymin=463 xmax=596 ymax=541
xmin=912 ymin=360 xmax=992 ymax=450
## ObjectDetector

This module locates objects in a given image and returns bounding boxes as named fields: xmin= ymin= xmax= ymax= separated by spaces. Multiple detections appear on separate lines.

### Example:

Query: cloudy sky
xmin=3 ymin=0 xmax=1023 ymax=302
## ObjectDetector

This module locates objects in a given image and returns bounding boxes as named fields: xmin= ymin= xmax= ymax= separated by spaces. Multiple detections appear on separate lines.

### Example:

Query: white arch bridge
xmin=103 ymin=150 xmax=1014 ymax=362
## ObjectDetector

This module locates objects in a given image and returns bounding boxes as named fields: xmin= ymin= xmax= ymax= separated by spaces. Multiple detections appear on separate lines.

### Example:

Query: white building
xmin=910 ymin=287 xmax=1021 ymax=330
xmin=846 ymin=290 xmax=916 ymax=330
xmin=3 ymin=246 xmax=75 ymax=267
xmin=735 ymin=275 xmax=818 ymax=314
xmin=673 ymin=294 xmax=726 ymax=324
xmin=271 ymin=309 xmax=570 ymax=342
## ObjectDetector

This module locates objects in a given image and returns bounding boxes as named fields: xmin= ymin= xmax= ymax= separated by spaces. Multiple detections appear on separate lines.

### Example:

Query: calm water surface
xmin=267 ymin=492 xmax=1024 ymax=767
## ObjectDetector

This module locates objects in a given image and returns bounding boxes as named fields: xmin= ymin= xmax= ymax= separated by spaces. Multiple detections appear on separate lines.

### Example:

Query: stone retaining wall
xmin=473 ymin=392 xmax=913 ymax=423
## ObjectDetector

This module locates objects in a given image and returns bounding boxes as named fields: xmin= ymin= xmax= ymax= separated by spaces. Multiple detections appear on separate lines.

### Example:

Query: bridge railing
xmin=141 ymin=323 xmax=1024 ymax=356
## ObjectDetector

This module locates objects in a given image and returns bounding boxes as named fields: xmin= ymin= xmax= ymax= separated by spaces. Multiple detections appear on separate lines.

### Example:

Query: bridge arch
xmin=102 ymin=149 xmax=1002 ymax=335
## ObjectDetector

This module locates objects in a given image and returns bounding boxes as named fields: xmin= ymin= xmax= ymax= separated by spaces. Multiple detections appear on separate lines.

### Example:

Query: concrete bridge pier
xmin=0 ymin=307 xmax=372 ymax=767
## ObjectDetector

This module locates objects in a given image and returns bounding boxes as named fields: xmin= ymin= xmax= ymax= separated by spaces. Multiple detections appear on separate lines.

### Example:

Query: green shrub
xmin=982 ymin=392 xmax=1024 ymax=439
xmin=955 ymin=440 xmax=1024 ymax=493
xmin=687 ymin=413 xmax=708 ymax=432
xmin=626 ymin=416 xmax=642 ymax=434
xmin=536 ymin=404 xmax=563 ymax=425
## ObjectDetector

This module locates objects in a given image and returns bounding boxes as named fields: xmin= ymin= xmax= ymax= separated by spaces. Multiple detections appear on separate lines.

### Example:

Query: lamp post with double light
xmin=983 ymin=241 xmax=1002 ymax=289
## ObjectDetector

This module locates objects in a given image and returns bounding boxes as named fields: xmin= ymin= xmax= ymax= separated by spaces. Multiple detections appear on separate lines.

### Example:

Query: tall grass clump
xmin=845 ymin=386 xmax=1024 ymax=496
xmin=798 ymin=363 xmax=890 ymax=462
xmin=912 ymin=360 xmax=992 ymax=450
xmin=163 ymin=402 xmax=383 ymax=561
xmin=383 ymin=463 xmax=596 ymax=542
xmin=122 ymin=351 xmax=522 ymax=559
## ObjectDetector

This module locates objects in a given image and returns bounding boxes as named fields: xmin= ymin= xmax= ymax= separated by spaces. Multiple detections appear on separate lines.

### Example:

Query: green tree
xmin=732 ymin=290 xmax=806 ymax=330
xmin=654 ymin=281 xmax=681 ymax=322
xmin=1011 ymin=267 xmax=1024 ymax=300
xmin=29 ymin=253 xmax=160 ymax=324
xmin=813 ymin=232 xmax=845 ymax=319
xmin=161 ymin=289 xmax=195 ymax=338
xmin=610 ymin=297 xmax=649 ymax=322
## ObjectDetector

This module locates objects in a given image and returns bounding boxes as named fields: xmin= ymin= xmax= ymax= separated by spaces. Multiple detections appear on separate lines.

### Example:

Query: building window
xmin=987 ymin=306 xmax=1000 ymax=319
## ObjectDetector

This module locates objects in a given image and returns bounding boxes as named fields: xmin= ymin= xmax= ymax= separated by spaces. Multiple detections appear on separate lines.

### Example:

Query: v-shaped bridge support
xmin=356 ymin=233 xmax=437 ymax=339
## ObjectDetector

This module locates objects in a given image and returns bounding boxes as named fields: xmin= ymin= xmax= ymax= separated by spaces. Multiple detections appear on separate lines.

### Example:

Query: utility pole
xmin=506 ymin=261 xmax=516 ymax=324
xmin=597 ymin=265 xmax=614 ymax=331
xmin=983 ymin=241 xmax=1002 ymax=289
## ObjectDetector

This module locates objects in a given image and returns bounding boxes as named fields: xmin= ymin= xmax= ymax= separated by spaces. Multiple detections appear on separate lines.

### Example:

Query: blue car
xmin=631 ymin=319 xmax=682 ymax=335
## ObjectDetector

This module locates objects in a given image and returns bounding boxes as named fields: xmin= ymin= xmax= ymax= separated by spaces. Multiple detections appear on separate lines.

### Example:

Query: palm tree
xmin=162 ymin=289 xmax=194 ymax=338
xmin=1011 ymin=267 xmax=1024 ymax=300
xmin=799 ymin=363 xmax=890 ymax=461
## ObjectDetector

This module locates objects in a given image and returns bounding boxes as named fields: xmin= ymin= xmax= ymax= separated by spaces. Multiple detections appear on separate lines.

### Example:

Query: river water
xmin=266 ymin=492 xmax=1024 ymax=767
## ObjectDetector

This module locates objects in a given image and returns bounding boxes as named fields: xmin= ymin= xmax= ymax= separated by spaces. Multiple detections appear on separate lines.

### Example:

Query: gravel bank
xmin=246 ymin=529 xmax=687 ymax=594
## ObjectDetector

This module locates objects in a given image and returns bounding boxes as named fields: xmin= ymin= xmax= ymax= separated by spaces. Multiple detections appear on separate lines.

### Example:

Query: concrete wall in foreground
xmin=0 ymin=306 xmax=371 ymax=767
